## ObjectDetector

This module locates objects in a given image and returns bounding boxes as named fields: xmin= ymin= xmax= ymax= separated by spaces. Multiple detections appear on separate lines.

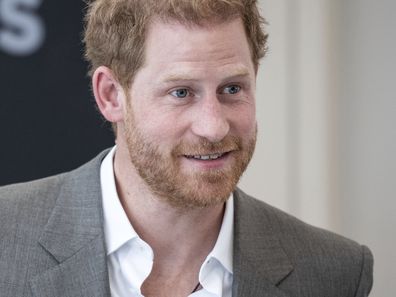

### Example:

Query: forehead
xmin=142 ymin=18 xmax=254 ymax=73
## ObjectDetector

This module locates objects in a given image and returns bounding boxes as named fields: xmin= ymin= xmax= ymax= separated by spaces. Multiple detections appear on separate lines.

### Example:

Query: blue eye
xmin=170 ymin=88 xmax=189 ymax=98
xmin=223 ymin=85 xmax=241 ymax=94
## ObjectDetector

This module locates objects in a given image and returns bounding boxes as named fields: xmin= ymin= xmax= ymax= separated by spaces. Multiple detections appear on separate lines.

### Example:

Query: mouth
xmin=183 ymin=152 xmax=229 ymax=161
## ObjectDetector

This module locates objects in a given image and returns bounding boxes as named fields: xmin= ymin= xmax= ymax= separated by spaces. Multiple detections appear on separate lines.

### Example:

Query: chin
xmin=161 ymin=180 xmax=235 ymax=209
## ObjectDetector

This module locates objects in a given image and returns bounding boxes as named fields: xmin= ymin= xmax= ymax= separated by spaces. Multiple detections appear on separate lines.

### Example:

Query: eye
xmin=170 ymin=88 xmax=190 ymax=98
xmin=223 ymin=85 xmax=241 ymax=95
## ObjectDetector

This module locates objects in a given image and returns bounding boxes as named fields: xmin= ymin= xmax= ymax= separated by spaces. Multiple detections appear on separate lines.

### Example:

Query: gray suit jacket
xmin=0 ymin=150 xmax=373 ymax=297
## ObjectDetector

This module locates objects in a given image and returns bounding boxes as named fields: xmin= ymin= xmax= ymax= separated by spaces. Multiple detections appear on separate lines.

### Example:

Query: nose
xmin=190 ymin=94 xmax=230 ymax=143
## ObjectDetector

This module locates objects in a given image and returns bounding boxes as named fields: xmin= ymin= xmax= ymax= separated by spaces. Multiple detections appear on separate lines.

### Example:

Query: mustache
xmin=173 ymin=135 xmax=242 ymax=156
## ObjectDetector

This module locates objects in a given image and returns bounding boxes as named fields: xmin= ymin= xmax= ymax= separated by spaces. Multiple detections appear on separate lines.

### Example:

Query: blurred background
xmin=0 ymin=0 xmax=394 ymax=296
xmin=241 ymin=1 xmax=396 ymax=296
xmin=0 ymin=0 xmax=114 ymax=186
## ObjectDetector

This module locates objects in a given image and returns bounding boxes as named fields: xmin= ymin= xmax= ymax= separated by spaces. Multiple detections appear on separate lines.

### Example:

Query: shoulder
xmin=0 ymin=148 xmax=110 ymax=234
xmin=0 ymin=150 xmax=109 ymax=295
xmin=0 ymin=174 xmax=65 ymax=219
xmin=234 ymin=188 xmax=369 ymax=255
xmin=0 ymin=149 xmax=110 ymax=227
xmin=0 ymin=175 xmax=66 ymax=295
xmin=234 ymin=188 xmax=373 ymax=296
xmin=0 ymin=174 xmax=66 ymax=242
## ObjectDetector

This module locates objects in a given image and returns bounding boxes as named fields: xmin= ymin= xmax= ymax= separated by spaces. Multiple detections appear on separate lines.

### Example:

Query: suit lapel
xmin=30 ymin=150 xmax=111 ymax=297
xmin=233 ymin=189 xmax=294 ymax=297
xmin=30 ymin=236 xmax=109 ymax=297
xmin=28 ymin=151 xmax=292 ymax=296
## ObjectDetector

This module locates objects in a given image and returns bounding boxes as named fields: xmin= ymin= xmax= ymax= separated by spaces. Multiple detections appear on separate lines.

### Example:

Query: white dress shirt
xmin=100 ymin=147 xmax=234 ymax=297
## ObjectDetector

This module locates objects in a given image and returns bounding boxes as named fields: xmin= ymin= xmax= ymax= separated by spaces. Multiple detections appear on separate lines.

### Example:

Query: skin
xmin=93 ymin=18 xmax=257 ymax=297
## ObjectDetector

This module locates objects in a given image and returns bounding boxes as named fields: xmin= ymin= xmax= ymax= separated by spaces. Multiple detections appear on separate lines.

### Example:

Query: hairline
xmin=122 ymin=15 xmax=257 ymax=92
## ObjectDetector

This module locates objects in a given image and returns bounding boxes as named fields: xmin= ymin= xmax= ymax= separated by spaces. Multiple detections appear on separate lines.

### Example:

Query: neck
xmin=113 ymin=145 xmax=225 ymax=267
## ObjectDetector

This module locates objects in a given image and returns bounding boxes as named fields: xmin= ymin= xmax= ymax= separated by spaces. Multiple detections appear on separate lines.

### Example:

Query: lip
xmin=181 ymin=152 xmax=232 ymax=170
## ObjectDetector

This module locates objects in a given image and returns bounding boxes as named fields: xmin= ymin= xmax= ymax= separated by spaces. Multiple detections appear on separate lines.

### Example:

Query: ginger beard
xmin=123 ymin=98 xmax=257 ymax=209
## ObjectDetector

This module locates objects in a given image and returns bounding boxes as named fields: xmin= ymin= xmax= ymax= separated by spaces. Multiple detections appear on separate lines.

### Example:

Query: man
xmin=0 ymin=0 xmax=373 ymax=296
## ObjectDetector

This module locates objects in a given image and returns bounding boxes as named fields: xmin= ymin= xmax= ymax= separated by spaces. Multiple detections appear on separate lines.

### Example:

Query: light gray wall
xmin=337 ymin=0 xmax=396 ymax=296
xmin=242 ymin=1 xmax=394 ymax=295
xmin=241 ymin=0 xmax=338 ymax=229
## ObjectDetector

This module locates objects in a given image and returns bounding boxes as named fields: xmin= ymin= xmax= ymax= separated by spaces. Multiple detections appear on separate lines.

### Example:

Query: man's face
xmin=122 ymin=18 xmax=257 ymax=208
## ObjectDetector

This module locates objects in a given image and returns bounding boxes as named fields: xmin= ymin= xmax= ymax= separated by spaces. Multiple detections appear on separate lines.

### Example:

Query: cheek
xmin=136 ymin=112 xmax=185 ymax=146
xmin=229 ymin=103 xmax=256 ymax=135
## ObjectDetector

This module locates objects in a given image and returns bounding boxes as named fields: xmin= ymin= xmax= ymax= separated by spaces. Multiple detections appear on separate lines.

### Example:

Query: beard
xmin=123 ymin=100 xmax=257 ymax=209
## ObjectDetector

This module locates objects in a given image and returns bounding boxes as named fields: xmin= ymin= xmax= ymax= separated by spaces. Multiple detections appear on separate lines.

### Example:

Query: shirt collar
xmin=205 ymin=194 xmax=234 ymax=274
xmin=198 ymin=194 xmax=234 ymax=296
xmin=101 ymin=146 xmax=139 ymax=255
xmin=101 ymin=146 xmax=234 ymax=274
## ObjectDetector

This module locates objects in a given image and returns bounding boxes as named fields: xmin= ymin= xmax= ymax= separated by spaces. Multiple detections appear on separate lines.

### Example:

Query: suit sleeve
xmin=354 ymin=245 xmax=374 ymax=297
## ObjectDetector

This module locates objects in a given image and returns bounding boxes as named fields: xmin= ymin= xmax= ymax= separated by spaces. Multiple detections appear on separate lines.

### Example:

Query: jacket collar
xmin=232 ymin=189 xmax=294 ymax=297
xmin=30 ymin=149 xmax=293 ymax=297
xmin=30 ymin=149 xmax=111 ymax=296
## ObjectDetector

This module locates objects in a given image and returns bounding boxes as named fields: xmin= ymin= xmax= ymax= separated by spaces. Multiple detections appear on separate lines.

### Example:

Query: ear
xmin=92 ymin=66 xmax=126 ymax=123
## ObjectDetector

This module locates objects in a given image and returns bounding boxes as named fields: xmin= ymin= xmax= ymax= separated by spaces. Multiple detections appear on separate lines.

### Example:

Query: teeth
xmin=188 ymin=153 xmax=224 ymax=160
xmin=209 ymin=153 xmax=222 ymax=160
xmin=195 ymin=155 xmax=210 ymax=160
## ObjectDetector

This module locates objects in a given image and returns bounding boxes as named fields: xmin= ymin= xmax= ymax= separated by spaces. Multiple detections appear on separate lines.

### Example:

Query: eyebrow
xmin=161 ymin=68 xmax=251 ymax=84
